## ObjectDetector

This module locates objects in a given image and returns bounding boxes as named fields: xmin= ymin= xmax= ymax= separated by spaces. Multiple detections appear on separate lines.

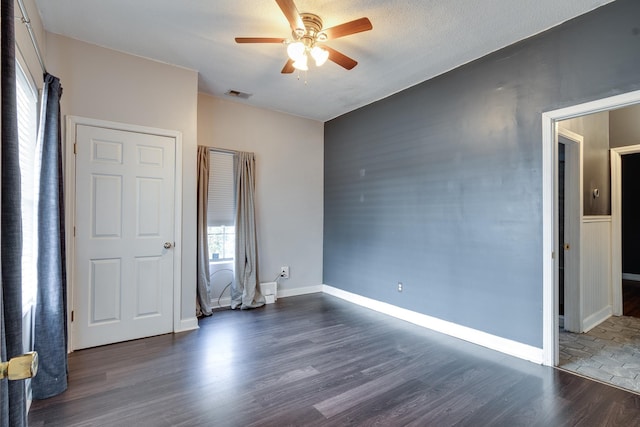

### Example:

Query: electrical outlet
xmin=280 ymin=266 xmax=290 ymax=279
xmin=398 ymin=282 xmax=403 ymax=292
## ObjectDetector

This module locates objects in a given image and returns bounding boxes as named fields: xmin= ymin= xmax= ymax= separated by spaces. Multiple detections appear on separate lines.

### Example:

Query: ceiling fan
xmin=235 ymin=0 xmax=372 ymax=73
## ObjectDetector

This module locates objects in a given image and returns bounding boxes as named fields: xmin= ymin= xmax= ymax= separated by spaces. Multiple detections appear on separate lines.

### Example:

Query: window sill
xmin=209 ymin=260 xmax=234 ymax=266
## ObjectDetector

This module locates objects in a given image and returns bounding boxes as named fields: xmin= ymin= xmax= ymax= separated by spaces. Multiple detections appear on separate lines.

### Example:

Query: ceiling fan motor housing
xmin=295 ymin=13 xmax=327 ymax=44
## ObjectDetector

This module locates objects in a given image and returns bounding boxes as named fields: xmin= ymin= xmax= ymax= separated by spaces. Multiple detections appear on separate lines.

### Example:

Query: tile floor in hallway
xmin=559 ymin=315 xmax=640 ymax=393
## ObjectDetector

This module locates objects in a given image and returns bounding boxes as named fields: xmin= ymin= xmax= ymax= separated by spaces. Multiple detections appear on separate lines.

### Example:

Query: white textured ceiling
xmin=34 ymin=0 xmax=615 ymax=122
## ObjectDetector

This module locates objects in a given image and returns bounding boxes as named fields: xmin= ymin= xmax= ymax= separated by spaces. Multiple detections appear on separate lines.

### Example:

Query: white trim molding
xmin=542 ymin=89 xmax=640 ymax=366
xmin=322 ymin=285 xmax=545 ymax=364
xmin=176 ymin=318 xmax=199 ymax=333
xmin=582 ymin=305 xmax=612 ymax=333
xmin=278 ymin=285 xmax=324 ymax=298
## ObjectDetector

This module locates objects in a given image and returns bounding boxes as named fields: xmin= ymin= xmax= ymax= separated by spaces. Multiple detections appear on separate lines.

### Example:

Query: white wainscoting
xmin=581 ymin=216 xmax=612 ymax=332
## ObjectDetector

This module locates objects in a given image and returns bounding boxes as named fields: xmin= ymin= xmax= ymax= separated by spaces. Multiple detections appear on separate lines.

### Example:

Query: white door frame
xmin=557 ymin=128 xmax=583 ymax=334
xmin=542 ymin=89 xmax=640 ymax=366
xmin=65 ymin=116 xmax=183 ymax=351
xmin=611 ymin=144 xmax=640 ymax=316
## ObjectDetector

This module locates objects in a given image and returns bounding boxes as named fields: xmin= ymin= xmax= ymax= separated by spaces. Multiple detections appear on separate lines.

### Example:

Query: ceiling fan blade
xmin=281 ymin=59 xmax=295 ymax=74
xmin=324 ymin=46 xmax=358 ymax=70
xmin=235 ymin=37 xmax=286 ymax=44
xmin=275 ymin=0 xmax=303 ymax=32
xmin=322 ymin=17 xmax=372 ymax=40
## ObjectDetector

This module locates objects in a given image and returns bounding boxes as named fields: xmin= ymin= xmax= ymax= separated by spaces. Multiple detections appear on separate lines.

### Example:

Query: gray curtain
xmin=32 ymin=73 xmax=67 ymax=399
xmin=196 ymin=146 xmax=213 ymax=316
xmin=231 ymin=152 xmax=264 ymax=310
xmin=1 ymin=0 xmax=27 ymax=424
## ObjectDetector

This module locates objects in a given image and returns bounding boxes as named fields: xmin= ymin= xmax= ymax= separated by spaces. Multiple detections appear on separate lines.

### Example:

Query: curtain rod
xmin=17 ymin=0 xmax=47 ymax=74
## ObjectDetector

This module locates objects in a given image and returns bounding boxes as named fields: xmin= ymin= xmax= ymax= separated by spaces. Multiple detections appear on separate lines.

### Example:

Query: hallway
xmin=559 ymin=315 xmax=640 ymax=393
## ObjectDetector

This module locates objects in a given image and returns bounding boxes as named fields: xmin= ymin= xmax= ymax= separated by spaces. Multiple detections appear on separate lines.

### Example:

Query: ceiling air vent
xmin=225 ymin=90 xmax=252 ymax=99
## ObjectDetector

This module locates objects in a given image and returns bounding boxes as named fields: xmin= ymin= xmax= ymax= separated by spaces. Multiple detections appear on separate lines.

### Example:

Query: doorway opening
xmin=612 ymin=147 xmax=640 ymax=318
xmin=542 ymin=89 xmax=640 ymax=367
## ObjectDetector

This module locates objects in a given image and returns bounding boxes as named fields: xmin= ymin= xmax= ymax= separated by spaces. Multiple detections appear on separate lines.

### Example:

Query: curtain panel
xmin=1 ymin=0 xmax=27 ymax=424
xmin=196 ymin=146 xmax=213 ymax=316
xmin=231 ymin=152 xmax=265 ymax=310
xmin=32 ymin=73 xmax=68 ymax=399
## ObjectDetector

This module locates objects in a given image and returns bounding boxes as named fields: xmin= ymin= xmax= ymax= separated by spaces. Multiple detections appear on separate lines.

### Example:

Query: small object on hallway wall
xmin=398 ymin=282 xmax=403 ymax=292
xmin=593 ymin=188 xmax=600 ymax=198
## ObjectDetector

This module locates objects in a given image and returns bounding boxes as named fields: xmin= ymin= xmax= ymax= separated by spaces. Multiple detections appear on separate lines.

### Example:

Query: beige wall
xmin=610 ymin=104 xmax=640 ymax=148
xmin=198 ymin=94 xmax=324 ymax=294
xmin=560 ymin=111 xmax=611 ymax=216
xmin=45 ymin=34 xmax=199 ymax=326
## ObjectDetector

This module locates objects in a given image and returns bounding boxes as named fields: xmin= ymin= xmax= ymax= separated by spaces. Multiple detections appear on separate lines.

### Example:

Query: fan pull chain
xmin=296 ymin=70 xmax=308 ymax=85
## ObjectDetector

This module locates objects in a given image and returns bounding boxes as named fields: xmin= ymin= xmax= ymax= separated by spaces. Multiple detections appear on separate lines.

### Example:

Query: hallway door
xmin=558 ymin=127 xmax=582 ymax=333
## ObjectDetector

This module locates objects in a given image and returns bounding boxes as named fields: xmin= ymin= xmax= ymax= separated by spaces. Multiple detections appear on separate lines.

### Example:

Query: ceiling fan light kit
xmin=235 ymin=0 xmax=372 ymax=74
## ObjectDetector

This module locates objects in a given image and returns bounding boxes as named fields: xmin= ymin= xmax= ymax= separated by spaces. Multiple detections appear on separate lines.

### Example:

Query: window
xmin=16 ymin=61 xmax=39 ymax=309
xmin=207 ymin=151 xmax=235 ymax=261
xmin=207 ymin=225 xmax=235 ymax=261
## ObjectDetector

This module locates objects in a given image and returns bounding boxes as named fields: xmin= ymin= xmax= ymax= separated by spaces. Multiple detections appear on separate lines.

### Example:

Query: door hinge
xmin=73 ymin=226 xmax=76 ymax=237
xmin=552 ymin=251 xmax=555 ymax=259
xmin=71 ymin=310 xmax=74 ymax=322
xmin=73 ymin=143 xmax=77 ymax=155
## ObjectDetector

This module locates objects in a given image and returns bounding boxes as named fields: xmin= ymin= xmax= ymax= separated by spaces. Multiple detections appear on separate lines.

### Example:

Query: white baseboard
xmin=207 ymin=285 xmax=323 ymax=310
xmin=278 ymin=285 xmax=323 ymax=298
xmin=175 ymin=317 xmax=199 ymax=333
xmin=582 ymin=305 xmax=612 ymax=333
xmin=210 ymin=296 xmax=231 ymax=309
xmin=322 ymin=285 xmax=545 ymax=364
xmin=622 ymin=273 xmax=640 ymax=282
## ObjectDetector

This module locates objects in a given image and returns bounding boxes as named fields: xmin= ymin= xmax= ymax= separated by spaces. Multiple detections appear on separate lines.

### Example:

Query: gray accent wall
xmin=324 ymin=0 xmax=640 ymax=348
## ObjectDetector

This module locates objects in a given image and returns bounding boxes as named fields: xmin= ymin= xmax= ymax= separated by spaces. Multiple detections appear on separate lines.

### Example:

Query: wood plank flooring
xmin=29 ymin=294 xmax=640 ymax=426
xmin=623 ymin=279 xmax=640 ymax=317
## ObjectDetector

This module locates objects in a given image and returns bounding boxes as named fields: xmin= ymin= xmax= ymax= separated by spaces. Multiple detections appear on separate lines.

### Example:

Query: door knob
xmin=164 ymin=242 xmax=172 ymax=249
xmin=0 ymin=351 xmax=38 ymax=380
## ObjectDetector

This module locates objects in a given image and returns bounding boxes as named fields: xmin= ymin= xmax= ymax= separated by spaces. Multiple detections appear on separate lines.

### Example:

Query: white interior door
xmin=73 ymin=124 xmax=176 ymax=349
xmin=557 ymin=127 xmax=583 ymax=333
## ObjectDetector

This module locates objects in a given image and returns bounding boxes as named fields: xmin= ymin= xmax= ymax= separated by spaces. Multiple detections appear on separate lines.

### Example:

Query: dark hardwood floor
xmin=623 ymin=279 xmax=640 ymax=317
xmin=29 ymin=294 xmax=640 ymax=426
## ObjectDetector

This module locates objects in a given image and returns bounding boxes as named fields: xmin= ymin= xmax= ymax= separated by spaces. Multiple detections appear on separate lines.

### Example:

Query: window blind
xmin=207 ymin=150 xmax=235 ymax=226
xmin=16 ymin=61 xmax=39 ymax=307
